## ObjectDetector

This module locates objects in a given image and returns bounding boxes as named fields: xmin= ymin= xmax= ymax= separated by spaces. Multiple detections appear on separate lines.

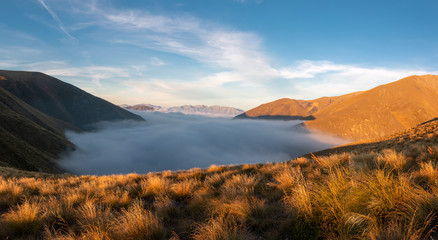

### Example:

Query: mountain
xmin=0 ymin=87 xmax=73 ymax=172
xmin=0 ymin=70 xmax=145 ymax=173
xmin=238 ymin=75 xmax=438 ymax=141
xmin=0 ymin=70 xmax=144 ymax=130
xmin=165 ymin=105 xmax=244 ymax=117
xmin=305 ymin=75 xmax=438 ymax=140
xmin=235 ymin=92 xmax=361 ymax=120
xmin=124 ymin=104 xmax=162 ymax=111
xmin=123 ymin=104 xmax=244 ymax=117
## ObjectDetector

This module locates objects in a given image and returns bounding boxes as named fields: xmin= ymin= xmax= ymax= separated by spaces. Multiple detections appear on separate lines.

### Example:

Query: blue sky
xmin=1 ymin=0 xmax=438 ymax=110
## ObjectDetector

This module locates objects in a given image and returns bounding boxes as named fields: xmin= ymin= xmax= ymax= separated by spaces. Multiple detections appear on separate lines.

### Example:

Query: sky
xmin=1 ymin=0 xmax=438 ymax=110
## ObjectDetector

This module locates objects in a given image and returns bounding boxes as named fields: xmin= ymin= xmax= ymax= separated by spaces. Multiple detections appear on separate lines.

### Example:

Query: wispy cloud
xmin=278 ymin=60 xmax=438 ymax=99
xmin=233 ymin=0 xmax=263 ymax=4
xmin=4 ymin=0 xmax=437 ymax=109
xmin=118 ymin=60 xmax=436 ymax=109
xmin=37 ymin=0 xmax=76 ymax=41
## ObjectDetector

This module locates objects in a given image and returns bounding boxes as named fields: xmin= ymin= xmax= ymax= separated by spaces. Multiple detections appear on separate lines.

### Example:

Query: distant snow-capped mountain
xmin=121 ymin=104 xmax=244 ymax=117
xmin=123 ymin=104 xmax=163 ymax=111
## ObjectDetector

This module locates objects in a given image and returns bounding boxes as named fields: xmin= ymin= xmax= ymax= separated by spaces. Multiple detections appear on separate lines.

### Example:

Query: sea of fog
xmin=59 ymin=111 xmax=347 ymax=175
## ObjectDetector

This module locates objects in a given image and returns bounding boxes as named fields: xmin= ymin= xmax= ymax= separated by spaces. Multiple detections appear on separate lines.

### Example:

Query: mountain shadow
xmin=0 ymin=70 xmax=144 ymax=130
xmin=235 ymin=113 xmax=315 ymax=120
xmin=0 ymin=70 xmax=145 ymax=173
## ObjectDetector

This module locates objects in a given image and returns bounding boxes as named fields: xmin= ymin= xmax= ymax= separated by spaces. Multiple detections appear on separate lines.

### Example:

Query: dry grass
xmin=377 ymin=149 xmax=408 ymax=170
xmin=1 ymin=124 xmax=438 ymax=240
xmin=1 ymin=200 xmax=44 ymax=237
xmin=192 ymin=217 xmax=257 ymax=240
xmin=112 ymin=201 xmax=166 ymax=240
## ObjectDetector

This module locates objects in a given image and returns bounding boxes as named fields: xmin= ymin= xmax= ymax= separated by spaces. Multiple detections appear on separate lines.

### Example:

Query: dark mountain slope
xmin=0 ymin=70 xmax=144 ymax=130
xmin=0 ymin=87 xmax=73 ymax=172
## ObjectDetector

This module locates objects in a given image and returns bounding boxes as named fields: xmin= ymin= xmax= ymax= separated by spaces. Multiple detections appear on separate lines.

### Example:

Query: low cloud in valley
xmin=59 ymin=111 xmax=347 ymax=175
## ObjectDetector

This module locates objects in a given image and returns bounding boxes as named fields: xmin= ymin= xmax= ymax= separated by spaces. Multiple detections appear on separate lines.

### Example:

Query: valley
xmin=0 ymin=71 xmax=438 ymax=239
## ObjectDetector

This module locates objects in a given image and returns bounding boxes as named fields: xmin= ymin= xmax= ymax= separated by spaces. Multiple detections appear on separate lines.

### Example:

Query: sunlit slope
xmin=239 ymin=75 xmax=438 ymax=141
xmin=0 ymin=70 xmax=144 ymax=130
xmin=236 ymin=92 xmax=361 ymax=120
xmin=305 ymin=75 xmax=438 ymax=140
xmin=0 ymin=87 xmax=73 ymax=172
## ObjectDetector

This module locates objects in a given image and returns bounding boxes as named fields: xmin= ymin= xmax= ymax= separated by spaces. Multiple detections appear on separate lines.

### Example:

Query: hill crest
xmin=239 ymin=75 xmax=438 ymax=141
xmin=0 ymin=70 xmax=144 ymax=130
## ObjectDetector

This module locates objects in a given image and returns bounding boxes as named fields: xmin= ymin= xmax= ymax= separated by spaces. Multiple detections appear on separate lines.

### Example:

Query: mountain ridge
xmin=0 ymin=69 xmax=145 ymax=173
xmin=0 ymin=87 xmax=73 ymax=172
xmin=123 ymin=104 xmax=244 ymax=117
xmin=238 ymin=75 xmax=438 ymax=141
xmin=0 ymin=70 xmax=144 ymax=130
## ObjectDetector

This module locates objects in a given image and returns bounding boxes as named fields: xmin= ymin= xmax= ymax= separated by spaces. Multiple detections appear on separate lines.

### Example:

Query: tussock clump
xmin=154 ymin=195 xmax=180 ymax=222
xmin=269 ymin=167 xmax=302 ymax=193
xmin=294 ymin=157 xmax=310 ymax=167
xmin=312 ymin=152 xmax=352 ymax=169
xmin=207 ymin=164 xmax=227 ymax=173
xmin=192 ymin=217 xmax=257 ymax=240
xmin=112 ymin=201 xmax=166 ymax=240
xmin=76 ymin=199 xmax=113 ymax=231
xmin=141 ymin=175 xmax=171 ymax=197
xmin=102 ymin=189 xmax=131 ymax=209
xmin=212 ymin=196 xmax=266 ymax=223
xmin=413 ymin=161 xmax=438 ymax=187
xmin=171 ymin=179 xmax=199 ymax=200
xmin=0 ymin=178 xmax=24 ymax=207
xmin=221 ymin=174 xmax=259 ymax=199
xmin=283 ymin=168 xmax=313 ymax=218
xmin=205 ymin=173 xmax=225 ymax=188
xmin=0 ymin=200 xmax=44 ymax=237
xmin=349 ymin=152 xmax=379 ymax=171
xmin=377 ymin=149 xmax=408 ymax=171
xmin=313 ymin=168 xmax=352 ymax=235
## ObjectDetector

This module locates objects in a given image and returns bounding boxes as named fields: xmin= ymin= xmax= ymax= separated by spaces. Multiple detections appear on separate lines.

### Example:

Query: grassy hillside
xmin=0 ymin=70 xmax=144 ymax=130
xmin=305 ymin=75 xmax=438 ymax=140
xmin=0 ymin=87 xmax=74 ymax=173
xmin=239 ymin=75 xmax=438 ymax=141
xmin=236 ymin=92 xmax=361 ymax=120
xmin=1 ymin=120 xmax=438 ymax=239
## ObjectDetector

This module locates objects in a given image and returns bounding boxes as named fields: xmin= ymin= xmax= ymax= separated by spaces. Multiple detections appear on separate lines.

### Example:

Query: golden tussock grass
xmin=1 ymin=124 xmax=438 ymax=239
xmin=141 ymin=175 xmax=171 ymax=197
xmin=112 ymin=201 xmax=166 ymax=240
xmin=192 ymin=217 xmax=257 ymax=240
xmin=1 ymin=200 xmax=44 ymax=237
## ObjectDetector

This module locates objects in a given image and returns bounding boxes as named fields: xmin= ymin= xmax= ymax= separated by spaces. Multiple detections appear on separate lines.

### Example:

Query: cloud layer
xmin=59 ymin=112 xmax=346 ymax=175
